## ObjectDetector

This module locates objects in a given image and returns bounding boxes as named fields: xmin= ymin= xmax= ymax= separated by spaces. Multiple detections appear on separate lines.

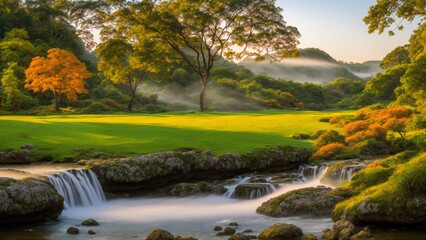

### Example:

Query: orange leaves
xmin=25 ymin=48 xmax=90 ymax=104
xmin=312 ymin=143 xmax=347 ymax=160
xmin=343 ymin=120 xmax=369 ymax=136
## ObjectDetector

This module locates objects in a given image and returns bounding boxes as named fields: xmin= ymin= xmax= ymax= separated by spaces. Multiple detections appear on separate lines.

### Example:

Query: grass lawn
xmin=0 ymin=110 xmax=353 ymax=161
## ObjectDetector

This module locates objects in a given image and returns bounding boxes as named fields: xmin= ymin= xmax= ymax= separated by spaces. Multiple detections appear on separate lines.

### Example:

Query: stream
xmin=0 ymin=164 xmax=425 ymax=240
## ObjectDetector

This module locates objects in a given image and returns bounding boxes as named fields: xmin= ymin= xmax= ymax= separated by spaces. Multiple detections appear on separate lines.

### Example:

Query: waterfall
xmin=338 ymin=167 xmax=355 ymax=182
xmin=48 ymin=169 xmax=106 ymax=209
xmin=298 ymin=164 xmax=328 ymax=180
xmin=223 ymin=176 xmax=251 ymax=198
xmin=231 ymin=183 xmax=276 ymax=199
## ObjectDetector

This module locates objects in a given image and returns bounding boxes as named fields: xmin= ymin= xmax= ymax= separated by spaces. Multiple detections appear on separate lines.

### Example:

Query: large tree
xmin=104 ymin=0 xmax=300 ymax=111
xmin=25 ymin=48 xmax=90 ymax=111
xmin=96 ymin=38 xmax=157 ymax=111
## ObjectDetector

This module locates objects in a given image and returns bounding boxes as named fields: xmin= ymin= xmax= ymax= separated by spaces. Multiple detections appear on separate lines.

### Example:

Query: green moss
xmin=0 ymin=179 xmax=17 ymax=187
xmin=332 ymin=151 xmax=426 ymax=221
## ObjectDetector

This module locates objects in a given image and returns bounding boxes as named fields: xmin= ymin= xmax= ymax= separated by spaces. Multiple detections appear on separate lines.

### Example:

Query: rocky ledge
xmin=83 ymin=147 xmax=310 ymax=192
xmin=256 ymin=186 xmax=345 ymax=218
xmin=0 ymin=175 xmax=63 ymax=224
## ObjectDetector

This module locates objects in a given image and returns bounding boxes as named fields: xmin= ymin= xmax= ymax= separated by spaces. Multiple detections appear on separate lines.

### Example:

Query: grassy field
xmin=0 ymin=110 xmax=353 ymax=161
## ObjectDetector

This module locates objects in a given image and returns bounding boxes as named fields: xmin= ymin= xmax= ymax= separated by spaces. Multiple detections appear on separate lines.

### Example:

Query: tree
xmin=97 ymin=38 xmax=157 ymax=111
xmin=0 ymin=28 xmax=37 ymax=70
xmin=364 ymin=0 xmax=425 ymax=36
xmin=105 ymin=0 xmax=300 ymax=111
xmin=380 ymin=45 xmax=410 ymax=69
xmin=1 ymin=62 xmax=21 ymax=113
xmin=25 ymin=48 xmax=90 ymax=111
xmin=364 ymin=64 xmax=407 ymax=101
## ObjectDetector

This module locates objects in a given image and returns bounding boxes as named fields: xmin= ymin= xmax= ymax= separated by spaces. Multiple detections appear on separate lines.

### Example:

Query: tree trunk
xmin=199 ymin=82 xmax=208 ymax=112
xmin=128 ymin=83 xmax=138 ymax=112
xmin=54 ymin=94 xmax=61 ymax=112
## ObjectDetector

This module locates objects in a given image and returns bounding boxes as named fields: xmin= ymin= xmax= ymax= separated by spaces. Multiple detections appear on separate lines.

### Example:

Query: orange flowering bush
xmin=312 ymin=143 xmax=347 ymax=160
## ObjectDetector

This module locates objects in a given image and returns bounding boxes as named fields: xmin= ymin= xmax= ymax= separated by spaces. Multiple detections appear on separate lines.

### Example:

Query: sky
xmin=276 ymin=0 xmax=419 ymax=63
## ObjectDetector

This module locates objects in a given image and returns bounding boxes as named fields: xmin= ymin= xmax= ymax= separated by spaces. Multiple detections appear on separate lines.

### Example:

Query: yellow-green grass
xmin=0 ymin=110 xmax=352 ymax=161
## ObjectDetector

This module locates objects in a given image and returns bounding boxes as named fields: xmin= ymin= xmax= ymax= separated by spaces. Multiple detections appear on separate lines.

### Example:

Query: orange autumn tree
xmin=25 ymin=48 xmax=91 ymax=111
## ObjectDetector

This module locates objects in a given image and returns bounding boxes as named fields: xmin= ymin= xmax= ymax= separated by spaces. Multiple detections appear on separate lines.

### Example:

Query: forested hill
xmin=240 ymin=48 xmax=381 ymax=84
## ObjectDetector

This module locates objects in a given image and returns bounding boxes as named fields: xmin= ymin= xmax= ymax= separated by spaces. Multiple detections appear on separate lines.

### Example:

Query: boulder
xmin=85 ymin=147 xmax=310 ymax=192
xmin=258 ymin=223 xmax=303 ymax=240
xmin=304 ymin=234 xmax=317 ymax=240
xmin=224 ymin=227 xmax=236 ymax=235
xmin=163 ymin=181 xmax=226 ymax=197
xmin=67 ymin=227 xmax=79 ymax=234
xmin=214 ymin=226 xmax=223 ymax=231
xmin=175 ymin=236 xmax=197 ymax=240
xmin=88 ymin=229 xmax=96 ymax=235
xmin=0 ymin=177 xmax=63 ymax=224
xmin=257 ymin=186 xmax=345 ymax=217
xmin=320 ymin=220 xmax=355 ymax=240
xmin=229 ymin=222 xmax=239 ymax=226
xmin=232 ymin=183 xmax=276 ymax=199
xmin=0 ymin=149 xmax=32 ymax=164
xmin=81 ymin=218 xmax=99 ymax=226
xmin=320 ymin=161 xmax=365 ymax=187
xmin=349 ymin=227 xmax=371 ymax=240
xmin=146 ymin=229 xmax=174 ymax=240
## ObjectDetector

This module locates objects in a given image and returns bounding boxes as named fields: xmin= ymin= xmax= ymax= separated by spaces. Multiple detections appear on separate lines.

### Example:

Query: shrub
xmin=329 ymin=116 xmax=350 ymax=127
xmin=343 ymin=120 xmax=369 ymax=136
xmin=368 ymin=123 xmax=388 ymax=141
xmin=312 ymin=142 xmax=347 ymax=160
xmin=314 ymin=130 xmax=345 ymax=149
xmin=353 ymin=139 xmax=391 ymax=155
xmin=83 ymin=101 xmax=110 ymax=114
xmin=311 ymin=130 xmax=327 ymax=139
xmin=100 ymin=98 xmax=125 ymax=110
xmin=143 ymin=104 xmax=167 ymax=113
xmin=319 ymin=117 xmax=330 ymax=123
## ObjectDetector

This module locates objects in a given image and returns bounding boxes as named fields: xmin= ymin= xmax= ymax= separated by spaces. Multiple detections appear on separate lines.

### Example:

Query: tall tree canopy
xmin=364 ymin=0 xmax=425 ymax=36
xmin=25 ymin=48 xmax=90 ymax=111
xmin=104 ymin=0 xmax=300 ymax=111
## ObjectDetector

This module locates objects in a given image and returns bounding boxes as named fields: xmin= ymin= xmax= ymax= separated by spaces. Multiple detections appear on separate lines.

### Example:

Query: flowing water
xmin=0 ymin=164 xmax=425 ymax=240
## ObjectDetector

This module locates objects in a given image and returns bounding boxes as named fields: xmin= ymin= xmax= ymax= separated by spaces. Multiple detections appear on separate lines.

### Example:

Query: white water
xmin=48 ymin=169 xmax=106 ymax=209
xmin=338 ymin=167 xmax=355 ymax=182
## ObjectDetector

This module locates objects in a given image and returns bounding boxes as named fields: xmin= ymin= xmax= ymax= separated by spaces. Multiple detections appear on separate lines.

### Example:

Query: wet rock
xmin=320 ymin=161 xmax=365 ymax=187
xmin=229 ymin=222 xmax=239 ymax=226
xmin=86 ymin=148 xmax=310 ymax=192
xmin=349 ymin=227 xmax=372 ymax=240
xmin=67 ymin=227 xmax=79 ymax=234
xmin=146 ymin=229 xmax=174 ymax=240
xmin=320 ymin=220 xmax=355 ymax=240
xmin=304 ymin=234 xmax=317 ymax=240
xmin=217 ymin=231 xmax=228 ymax=236
xmin=258 ymin=223 xmax=303 ymax=240
xmin=214 ymin=226 xmax=223 ymax=231
xmin=163 ymin=181 xmax=226 ymax=197
xmin=232 ymin=183 xmax=276 ymax=199
xmin=243 ymin=229 xmax=253 ymax=233
xmin=88 ymin=229 xmax=96 ymax=235
xmin=228 ymin=233 xmax=256 ymax=240
xmin=256 ymin=186 xmax=345 ymax=217
xmin=224 ymin=227 xmax=236 ymax=235
xmin=0 ymin=177 xmax=64 ymax=224
xmin=0 ymin=149 xmax=32 ymax=164
xmin=81 ymin=218 xmax=99 ymax=226
xmin=175 ymin=236 xmax=197 ymax=240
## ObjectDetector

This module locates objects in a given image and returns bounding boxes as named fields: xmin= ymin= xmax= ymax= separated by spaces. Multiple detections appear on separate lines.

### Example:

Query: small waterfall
xmin=48 ymin=169 xmax=106 ymax=209
xmin=298 ymin=164 xmax=328 ymax=180
xmin=338 ymin=167 xmax=355 ymax=182
xmin=231 ymin=183 xmax=277 ymax=199
xmin=224 ymin=176 xmax=251 ymax=198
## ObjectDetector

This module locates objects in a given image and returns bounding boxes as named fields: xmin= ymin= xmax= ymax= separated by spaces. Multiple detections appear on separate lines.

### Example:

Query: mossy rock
xmin=258 ymin=223 xmax=303 ymax=240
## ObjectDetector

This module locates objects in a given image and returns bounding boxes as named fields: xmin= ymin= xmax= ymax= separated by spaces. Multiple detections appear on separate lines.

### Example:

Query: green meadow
xmin=0 ymin=111 xmax=352 ymax=161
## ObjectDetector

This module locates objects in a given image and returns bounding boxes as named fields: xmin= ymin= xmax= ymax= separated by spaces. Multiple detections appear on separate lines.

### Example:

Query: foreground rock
xmin=320 ymin=161 xmax=365 ymax=187
xmin=0 ymin=177 xmax=63 ymax=224
xmin=161 ymin=181 xmax=226 ymax=197
xmin=81 ymin=218 xmax=99 ymax=226
xmin=232 ymin=183 xmax=276 ymax=199
xmin=256 ymin=186 xmax=345 ymax=217
xmin=321 ymin=220 xmax=373 ymax=240
xmin=258 ymin=223 xmax=303 ymax=240
xmin=84 ymin=147 xmax=310 ymax=192
xmin=0 ymin=148 xmax=32 ymax=164
xmin=67 ymin=226 xmax=79 ymax=234
xmin=146 ymin=229 xmax=174 ymax=240
xmin=229 ymin=233 xmax=256 ymax=240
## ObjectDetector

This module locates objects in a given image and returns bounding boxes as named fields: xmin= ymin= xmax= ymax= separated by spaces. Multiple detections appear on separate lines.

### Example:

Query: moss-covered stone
xmin=332 ymin=152 xmax=426 ymax=225
xmin=258 ymin=223 xmax=303 ymax=240
xmin=257 ymin=186 xmax=345 ymax=217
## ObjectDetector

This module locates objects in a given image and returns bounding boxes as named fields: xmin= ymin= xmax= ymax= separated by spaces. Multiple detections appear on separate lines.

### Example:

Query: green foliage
xmin=314 ymin=130 xmax=345 ymax=149
xmin=398 ymin=53 xmax=426 ymax=107
xmin=298 ymin=48 xmax=337 ymax=62
xmin=364 ymin=64 xmax=407 ymax=101
xmin=380 ymin=46 xmax=410 ymax=69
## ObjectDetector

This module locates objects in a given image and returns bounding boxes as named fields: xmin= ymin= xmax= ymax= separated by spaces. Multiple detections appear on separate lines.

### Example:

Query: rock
xmin=304 ymin=234 xmax=317 ymax=240
xmin=21 ymin=144 xmax=34 ymax=150
xmin=229 ymin=222 xmax=239 ymax=226
xmin=320 ymin=220 xmax=355 ymax=240
xmin=243 ymin=229 xmax=253 ymax=233
xmin=0 ymin=177 xmax=64 ymax=224
xmin=258 ymin=223 xmax=303 ymax=240
xmin=217 ymin=231 xmax=228 ymax=236
xmin=175 ymin=236 xmax=197 ymax=240
xmin=88 ymin=229 xmax=96 ymax=235
xmin=228 ymin=233 xmax=256 ymax=240
xmin=224 ymin=227 xmax=236 ymax=235
xmin=349 ymin=229 xmax=372 ymax=240
xmin=146 ymin=229 xmax=174 ymax=240
xmin=214 ymin=226 xmax=223 ymax=231
xmin=256 ymin=186 xmax=345 ymax=217
xmin=81 ymin=218 xmax=99 ymax=226
xmin=163 ymin=181 xmax=226 ymax=197
xmin=320 ymin=161 xmax=365 ymax=187
xmin=86 ymin=148 xmax=310 ymax=192
xmin=67 ymin=227 xmax=79 ymax=234
xmin=232 ymin=183 xmax=276 ymax=199
xmin=0 ymin=149 xmax=32 ymax=164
